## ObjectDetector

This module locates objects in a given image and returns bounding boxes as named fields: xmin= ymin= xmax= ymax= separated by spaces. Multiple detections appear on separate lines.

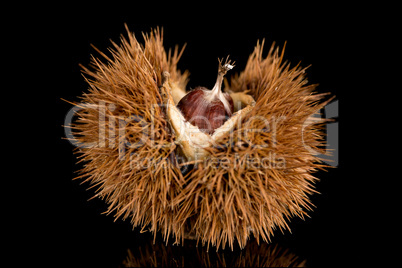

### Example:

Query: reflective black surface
xmin=120 ymin=238 xmax=306 ymax=267
xmin=67 ymin=186 xmax=344 ymax=267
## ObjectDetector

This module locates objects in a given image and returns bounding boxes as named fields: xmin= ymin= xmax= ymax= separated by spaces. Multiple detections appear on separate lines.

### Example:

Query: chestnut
xmin=177 ymin=59 xmax=235 ymax=135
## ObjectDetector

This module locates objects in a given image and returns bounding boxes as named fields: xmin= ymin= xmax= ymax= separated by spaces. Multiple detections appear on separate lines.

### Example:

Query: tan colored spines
xmin=75 ymin=27 xmax=186 ymax=243
xmin=73 ymin=28 xmax=333 ymax=250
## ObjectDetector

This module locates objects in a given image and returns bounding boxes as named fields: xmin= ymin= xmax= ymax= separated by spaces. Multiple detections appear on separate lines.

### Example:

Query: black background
xmin=56 ymin=3 xmax=362 ymax=267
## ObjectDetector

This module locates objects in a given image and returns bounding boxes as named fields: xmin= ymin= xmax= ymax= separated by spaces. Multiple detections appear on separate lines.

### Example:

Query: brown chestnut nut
xmin=177 ymin=59 xmax=235 ymax=135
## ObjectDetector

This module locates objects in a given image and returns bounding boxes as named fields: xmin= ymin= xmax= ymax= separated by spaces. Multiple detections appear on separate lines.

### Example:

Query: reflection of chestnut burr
xmin=121 ymin=239 xmax=306 ymax=267
xmin=70 ymin=26 xmax=334 ymax=250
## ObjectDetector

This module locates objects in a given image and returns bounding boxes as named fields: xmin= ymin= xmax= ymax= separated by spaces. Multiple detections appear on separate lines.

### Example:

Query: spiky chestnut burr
xmin=70 ymin=27 xmax=333 ymax=251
